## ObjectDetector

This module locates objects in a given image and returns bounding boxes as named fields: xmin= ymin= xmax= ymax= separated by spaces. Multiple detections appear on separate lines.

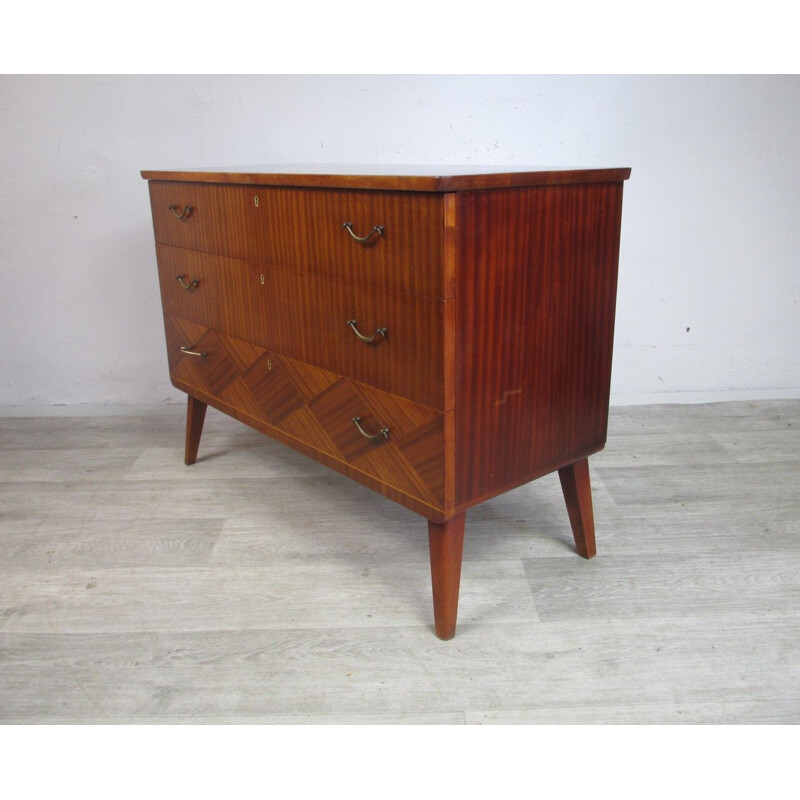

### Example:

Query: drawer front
xmin=163 ymin=315 xmax=445 ymax=508
xmin=266 ymin=187 xmax=445 ymax=298
xmin=156 ymin=245 xmax=447 ymax=409
xmin=149 ymin=181 xmax=260 ymax=262
xmin=263 ymin=268 xmax=447 ymax=410
xmin=149 ymin=181 xmax=446 ymax=297
xmin=155 ymin=244 xmax=261 ymax=342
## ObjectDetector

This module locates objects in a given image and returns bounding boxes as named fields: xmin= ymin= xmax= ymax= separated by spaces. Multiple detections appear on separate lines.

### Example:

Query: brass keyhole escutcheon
xmin=254 ymin=195 xmax=259 ymax=207
xmin=267 ymin=359 xmax=272 ymax=370
xmin=260 ymin=274 xmax=265 ymax=285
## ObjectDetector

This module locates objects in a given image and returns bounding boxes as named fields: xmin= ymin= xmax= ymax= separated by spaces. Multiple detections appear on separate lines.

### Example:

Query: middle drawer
xmin=156 ymin=244 xmax=448 ymax=410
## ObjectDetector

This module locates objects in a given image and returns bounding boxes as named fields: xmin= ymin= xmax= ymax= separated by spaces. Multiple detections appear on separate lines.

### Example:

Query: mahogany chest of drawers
xmin=142 ymin=165 xmax=631 ymax=638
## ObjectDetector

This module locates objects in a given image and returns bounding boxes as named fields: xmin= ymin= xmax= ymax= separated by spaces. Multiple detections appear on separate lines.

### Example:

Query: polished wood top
xmin=140 ymin=164 xmax=631 ymax=192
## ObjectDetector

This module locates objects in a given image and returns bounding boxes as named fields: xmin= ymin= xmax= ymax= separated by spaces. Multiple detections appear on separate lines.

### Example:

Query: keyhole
xmin=260 ymin=274 xmax=265 ymax=285
xmin=267 ymin=359 xmax=272 ymax=370
xmin=254 ymin=195 xmax=259 ymax=207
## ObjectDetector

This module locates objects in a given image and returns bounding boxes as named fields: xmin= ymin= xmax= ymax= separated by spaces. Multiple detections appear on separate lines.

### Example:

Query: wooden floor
xmin=1 ymin=400 xmax=798 ymax=724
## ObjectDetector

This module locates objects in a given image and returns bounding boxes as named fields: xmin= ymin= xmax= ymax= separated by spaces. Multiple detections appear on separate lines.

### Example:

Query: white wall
xmin=1 ymin=74 xmax=798 ymax=409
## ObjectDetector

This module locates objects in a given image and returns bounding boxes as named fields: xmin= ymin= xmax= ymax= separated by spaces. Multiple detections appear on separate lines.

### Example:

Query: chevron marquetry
xmin=164 ymin=316 xmax=445 ymax=509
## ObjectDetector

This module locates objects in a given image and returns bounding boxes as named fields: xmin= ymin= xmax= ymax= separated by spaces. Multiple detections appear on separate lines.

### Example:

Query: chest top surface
xmin=140 ymin=164 xmax=631 ymax=191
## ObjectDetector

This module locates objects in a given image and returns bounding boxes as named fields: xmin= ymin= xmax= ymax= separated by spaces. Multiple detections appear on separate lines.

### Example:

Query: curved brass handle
xmin=169 ymin=204 xmax=193 ymax=220
xmin=342 ymin=222 xmax=384 ymax=243
xmin=176 ymin=274 xmax=200 ymax=291
xmin=352 ymin=416 xmax=390 ymax=440
xmin=346 ymin=319 xmax=387 ymax=343
xmin=180 ymin=345 xmax=207 ymax=358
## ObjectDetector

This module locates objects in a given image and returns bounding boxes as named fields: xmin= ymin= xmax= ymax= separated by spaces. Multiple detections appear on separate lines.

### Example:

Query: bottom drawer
xmin=164 ymin=315 xmax=446 ymax=509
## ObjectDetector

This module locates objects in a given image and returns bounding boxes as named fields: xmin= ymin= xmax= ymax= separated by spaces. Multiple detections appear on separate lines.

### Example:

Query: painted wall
xmin=1 ymin=74 xmax=798 ymax=409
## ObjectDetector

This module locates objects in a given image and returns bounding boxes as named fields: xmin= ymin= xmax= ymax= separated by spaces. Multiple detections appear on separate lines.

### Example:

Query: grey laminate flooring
xmin=1 ymin=400 xmax=798 ymax=724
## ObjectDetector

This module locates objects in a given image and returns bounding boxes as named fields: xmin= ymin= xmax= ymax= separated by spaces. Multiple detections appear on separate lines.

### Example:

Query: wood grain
xmin=154 ymin=244 xmax=260 ymax=343
xmin=156 ymin=244 xmax=450 ymax=409
xmin=184 ymin=395 xmax=207 ymax=466
xmin=141 ymin=165 xmax=632 ymax=192
xmin=163 ymin=316 xmax=448 ymax=516
xmin=558 ymin=458 xmax=597 ymax=559
xmin=149 ymin=181 xmax=446 ymax=297
xmin=148 ymin=180 xmax=261 ymax=263
xmin=428 ymin=512 xmax=466 ymax=639
xmin=454 ymin=182 xmax=625 ymax=508
xmin=262 ymin=266 xmax=449 ymax=410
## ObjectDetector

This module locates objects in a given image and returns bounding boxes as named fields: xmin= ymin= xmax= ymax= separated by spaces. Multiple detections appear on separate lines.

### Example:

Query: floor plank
xmin=466 ymin=699 xmax=800 ymax=724
xmin=1 ymin=399 xmax=799 ymax=724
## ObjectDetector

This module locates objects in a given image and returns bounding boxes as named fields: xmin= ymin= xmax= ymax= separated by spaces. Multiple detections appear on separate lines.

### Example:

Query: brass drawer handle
xmin=169 ymin=204 xmax=193 ymax=220
xmin=352 ymin=416 xmax=390 ymax=440
xmin=176 ymin=274 xmax=200 ymax=291
xmin=180 ymin=345 xmax=207 ymax=358
xmin=346 ymin=319 xmax=387 ymax=343
xmin=342 ymin=222 xmax=384 ymax=244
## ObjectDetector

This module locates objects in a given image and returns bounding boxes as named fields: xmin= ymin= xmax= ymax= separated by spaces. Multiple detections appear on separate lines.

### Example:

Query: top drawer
xmin=148 ymin=181 xmax=446 ymax=298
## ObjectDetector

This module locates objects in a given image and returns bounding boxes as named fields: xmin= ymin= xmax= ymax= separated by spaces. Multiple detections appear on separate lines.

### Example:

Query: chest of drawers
xmin=142 ymin=165 xmax=630 ymax=638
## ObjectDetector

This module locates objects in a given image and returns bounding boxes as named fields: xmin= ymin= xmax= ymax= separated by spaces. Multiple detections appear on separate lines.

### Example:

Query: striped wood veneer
xmin=143 ymin=165 xmax=631 ymax=638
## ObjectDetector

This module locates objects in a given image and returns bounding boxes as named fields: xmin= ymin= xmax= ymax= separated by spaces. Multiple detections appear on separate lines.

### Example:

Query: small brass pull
xmin=346 ymin=319 xmax=387 ymax=343
xmin=342 ymin=222 xmax=384 ymax=244
xmin=176 ymin=274 xmax=200 ymax=291
xmin=352 ymin=416 xmax=390 ymax=441
xmin=169 ymin=204 xmax=193 ymax=220
xmin=180 ymin=345 xmax=207 ymax=358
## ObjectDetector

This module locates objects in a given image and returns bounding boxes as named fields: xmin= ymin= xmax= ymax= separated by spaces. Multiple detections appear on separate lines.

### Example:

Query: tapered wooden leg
xmin=184 ymin=395 xmax=207 ymax=466
xmin=428 ymin=512 xmax=466 ymax=640
xmin=558 ymin=458 xmax=597 ymax=559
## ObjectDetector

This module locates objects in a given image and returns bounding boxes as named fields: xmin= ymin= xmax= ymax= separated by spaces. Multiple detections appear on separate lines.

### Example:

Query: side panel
xmin=454 ymin=182 xmax=625 ymax=508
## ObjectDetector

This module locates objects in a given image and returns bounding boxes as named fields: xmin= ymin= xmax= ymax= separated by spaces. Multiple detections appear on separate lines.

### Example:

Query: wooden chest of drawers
xmin=142 ymin=165 xmax=631 ymax=638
